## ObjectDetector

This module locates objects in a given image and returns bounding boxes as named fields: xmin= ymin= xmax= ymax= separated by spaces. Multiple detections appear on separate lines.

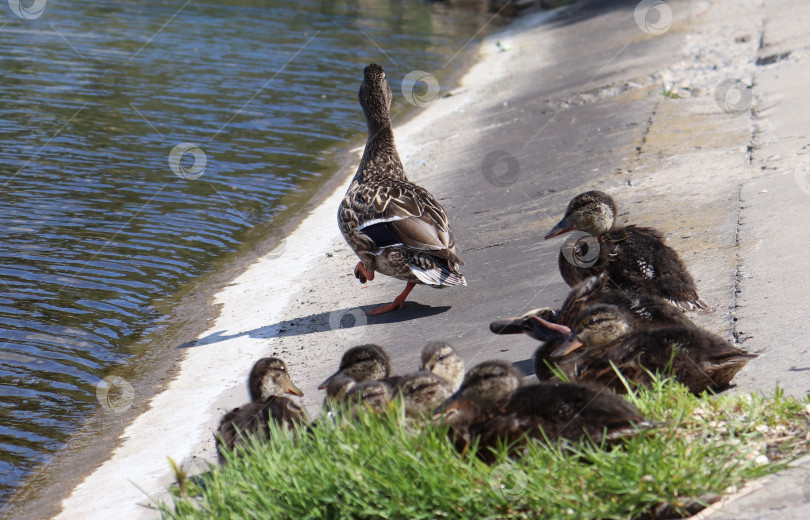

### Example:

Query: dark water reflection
xmin=0 ymin=0 xmax=504 ymax=501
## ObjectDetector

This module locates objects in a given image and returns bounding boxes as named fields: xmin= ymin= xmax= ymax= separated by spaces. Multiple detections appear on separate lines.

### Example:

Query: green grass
xmin=159 ymin=378 xmax=810 ymax=519
xmin=660 ymin=83 xmax=683 ymax=99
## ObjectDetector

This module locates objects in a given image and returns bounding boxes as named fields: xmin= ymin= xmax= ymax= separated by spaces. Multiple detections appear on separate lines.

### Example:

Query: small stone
xmin=754 ymin=454 xmax=769 ymax=465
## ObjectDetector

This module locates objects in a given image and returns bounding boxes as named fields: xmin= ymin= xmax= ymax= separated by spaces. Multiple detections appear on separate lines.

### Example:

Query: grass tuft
xmin=160 ymin=378 xmax=810 ymax=519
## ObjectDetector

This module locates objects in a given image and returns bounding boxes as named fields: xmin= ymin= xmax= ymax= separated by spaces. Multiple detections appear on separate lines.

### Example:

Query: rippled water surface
xmin=0 ymin=0 xmax=505 ymax=503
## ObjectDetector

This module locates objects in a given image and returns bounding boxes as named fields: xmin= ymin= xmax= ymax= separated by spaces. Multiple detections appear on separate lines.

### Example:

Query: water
xmin=0 ymin=0 xmax=505 ymax=504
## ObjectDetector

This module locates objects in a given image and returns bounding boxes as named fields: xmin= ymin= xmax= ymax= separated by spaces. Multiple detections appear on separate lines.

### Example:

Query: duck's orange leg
xmin=354 ymin=262 xmax=375 ymax=283
xmin=366 ymin=281 xmax=416 ymax=316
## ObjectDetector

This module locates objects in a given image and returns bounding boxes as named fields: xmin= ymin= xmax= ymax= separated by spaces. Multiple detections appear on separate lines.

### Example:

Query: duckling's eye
xmin=437 ymin=355 xmax=447 ymax=361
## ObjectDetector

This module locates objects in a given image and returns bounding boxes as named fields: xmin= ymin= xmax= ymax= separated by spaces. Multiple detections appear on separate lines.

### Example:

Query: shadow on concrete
xmin=179 ymin=301 xmax=452 ymax=348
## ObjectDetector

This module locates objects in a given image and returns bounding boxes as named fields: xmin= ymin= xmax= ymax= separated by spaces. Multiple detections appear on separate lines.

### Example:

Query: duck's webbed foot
xmin=365 ymin=281 xmax=416 ymax=316
xmin=354 ymin=262 xmax=375 ymax=284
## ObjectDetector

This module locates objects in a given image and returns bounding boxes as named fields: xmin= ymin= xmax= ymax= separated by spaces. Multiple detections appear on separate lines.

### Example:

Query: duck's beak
xmin=528 ymin=316 xmax=572 ymax=342
xmin=286 ymin=381 xmax=304 ymax=397
xmin=550 ymin=337 xmax=585 ymax=358
xmin=317 ymin=371 xmax=339 ymax=390
xmin=544 ymin=215 xmax=574 ymax=240
xmin=489 ymin=317 xmax=525 ymax=335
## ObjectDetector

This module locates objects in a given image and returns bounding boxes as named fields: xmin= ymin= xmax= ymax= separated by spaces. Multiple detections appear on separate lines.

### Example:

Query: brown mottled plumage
xmin=489 ymin=274 xmax=696 ymax=381
xmin=216 ymin=358 xmax=306 ymax=464
xmin=545 ymin=191 xmax=708 ymax=311
xmin=534 ymin=304 xmax=756 ymax=394
xmin=437 ymin=361 xmax=643 ymax=463
xmin=338 ymin=64 xmax=465 ymax=315
xmin=419 ymin=341 xmax=465 ymax=392
xmin=318 ymin=344 xmax=391 ymax=390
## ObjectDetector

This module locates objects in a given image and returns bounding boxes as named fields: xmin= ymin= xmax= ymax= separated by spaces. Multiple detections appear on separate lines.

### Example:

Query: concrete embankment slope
xmin=52 ymin=0 xmax=810 ymax=518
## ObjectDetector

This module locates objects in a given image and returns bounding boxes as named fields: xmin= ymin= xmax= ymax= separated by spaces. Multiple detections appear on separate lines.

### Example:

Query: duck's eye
xmin=437 ymin=355 xmax=447 ymax=361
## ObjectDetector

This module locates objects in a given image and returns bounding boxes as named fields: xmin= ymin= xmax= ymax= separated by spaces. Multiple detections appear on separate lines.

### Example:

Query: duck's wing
xmin=602 ymin=226 xmax=709 ymax=310
xmin=352 ymin=180 xmax=463 ymax=265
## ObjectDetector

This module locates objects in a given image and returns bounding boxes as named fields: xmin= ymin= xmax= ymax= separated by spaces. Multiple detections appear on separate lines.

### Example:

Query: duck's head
xmin=550 ymin=304 xmax=632 ymax=357
xmin=459 ymin=361 xmax=523 ymax=409
xmin=345 ymin=380 xmax=393 ymax=412
xmin=318 ymin=344 xmax=391 ymax=389
xmin=545 ymin=191 xmax=617 ymax=239
xmin=420 ymin=341 xmax=464 ymax=392
xmin=490 ymin=308 xmax=566 ymax=342
xmin=248 ymin=357 xmax=304 ymax=401
xmin=322 ymin=372 xmax=356 ymax=405
xmin=359 ymin=63 xmax=392 ymax=128
xmin=399 ymin=372 xmax=452 ymax=418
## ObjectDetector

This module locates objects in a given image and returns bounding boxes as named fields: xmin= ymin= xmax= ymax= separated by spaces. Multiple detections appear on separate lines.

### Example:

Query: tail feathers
xmin=409 ymin=264 xmax=466 ymax=287
xmin=668 ymin=295 xmax=712 ymax=312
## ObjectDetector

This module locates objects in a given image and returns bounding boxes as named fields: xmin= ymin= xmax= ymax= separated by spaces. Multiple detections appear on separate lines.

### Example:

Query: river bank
xmin=28 ymin=0 xmax=810 ymax=517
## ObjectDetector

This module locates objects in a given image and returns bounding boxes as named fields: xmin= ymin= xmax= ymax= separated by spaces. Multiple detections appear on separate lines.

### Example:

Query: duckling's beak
xmin=489 ymin=318 xmax=525 ymax=335
xmin=544 ymin=216 xmax=574 ymax=240
xmin=528 ymin=316 xmax=572 ymax=342
xmin=286 ymin=381 xmax=304 ymax=397
xmin=550 ymin=337 xmax=585 ymax=358
xmin=318 ymin=371 xmax=339 ymax=390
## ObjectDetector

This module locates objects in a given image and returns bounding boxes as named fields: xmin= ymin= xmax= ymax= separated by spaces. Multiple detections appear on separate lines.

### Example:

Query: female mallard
xmin=338 ymin=64 xmax=466 ymax=315
xmin=216 ymin=357 xmax=306 ymax=464
xmin=545 ymin=191 xmax=708 ymax=311
xmin=533 ymin=304 xmax=756 ymax=394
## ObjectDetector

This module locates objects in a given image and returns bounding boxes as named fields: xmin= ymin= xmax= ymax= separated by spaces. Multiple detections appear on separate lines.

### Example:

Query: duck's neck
xmin=355 ymin=117 xmax=405 ymax=183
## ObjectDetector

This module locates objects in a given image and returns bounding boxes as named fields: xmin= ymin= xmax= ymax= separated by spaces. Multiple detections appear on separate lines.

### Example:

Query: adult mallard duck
xmin=532 ymin=304 xmax=756 ymax=394
xmin=216 ymin=357 xmax=306 ymax=464
xmin=338 ymin=64 xmax=466 ymax=315
xmin=545 ymin=191 xmax=708 ymax=311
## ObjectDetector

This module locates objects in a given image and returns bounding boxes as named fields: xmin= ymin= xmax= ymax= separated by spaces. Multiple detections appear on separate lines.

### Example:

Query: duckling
xmin=249 ymin=357 xmax=303 ymax=401
xmin=318 ymin=344 xmax=391 ymax=389
xmin=344 ymin=380 xmax=394 ymax=413
xmin=216 ymin=357 xmax=306 ymax=464
xmin=338 ymin=63 xmax=466 ymax=316
xmin=537 ymin=304 xmax=756 ymax=394
xmin=545 ymin=191 xmax=708 ymax=311
xmin=419 ymin=341 xmax=465 ymax=392
xmin=469 ymin=382 xmax=645 ymax=463
xmin=322 ymin=372 xmax=356 ymax=408
xmin=434 ymin=361 xmax=523 ymax=452
xmin=398 ymin=371 xmax=453 ymax=418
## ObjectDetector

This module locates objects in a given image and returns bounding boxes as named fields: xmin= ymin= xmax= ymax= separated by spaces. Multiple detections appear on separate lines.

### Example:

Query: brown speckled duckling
xmin=216 ymin=357 xmax=306 ymax=464
xmin=545 ymin=191 xmax=708 ymax=311
xmin=419 ymin=341 xmax=465 ymax=392
xmin=318 ymin=344 xmax=391 ymax=389
xmin=337 ymin=64 xmax=466 ymax=316
xmin=534 ymin=304 xmax=756 ymax=394
xmin=398 ymin=371 xmax=453 ymax=418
